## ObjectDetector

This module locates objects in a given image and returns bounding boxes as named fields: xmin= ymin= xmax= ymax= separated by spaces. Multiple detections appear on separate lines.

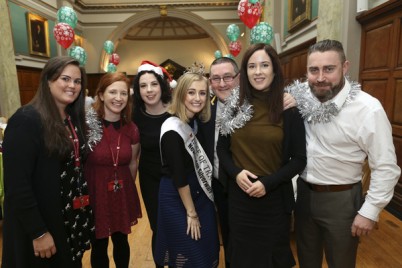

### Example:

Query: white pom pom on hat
xmin=169 ymin=79 xmax=177 ymax=89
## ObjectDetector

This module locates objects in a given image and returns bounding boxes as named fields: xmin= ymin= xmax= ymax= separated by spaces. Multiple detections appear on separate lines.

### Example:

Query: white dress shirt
xmin=301 ymin=79 xmax=400 ymax=221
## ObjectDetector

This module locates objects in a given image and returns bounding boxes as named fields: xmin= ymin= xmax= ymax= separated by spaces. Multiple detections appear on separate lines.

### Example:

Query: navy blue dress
xmin=155 ymin=124 xmax=219 ymax=268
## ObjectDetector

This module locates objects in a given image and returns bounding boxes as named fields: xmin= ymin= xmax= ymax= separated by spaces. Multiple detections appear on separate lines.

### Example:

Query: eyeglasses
xmin=209 ymin=73 xmax=238 ymax=84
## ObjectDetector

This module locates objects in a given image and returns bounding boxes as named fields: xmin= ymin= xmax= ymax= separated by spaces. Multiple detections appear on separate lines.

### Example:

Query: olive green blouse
xmin=231 ymin=90 xmax=283 ymax=176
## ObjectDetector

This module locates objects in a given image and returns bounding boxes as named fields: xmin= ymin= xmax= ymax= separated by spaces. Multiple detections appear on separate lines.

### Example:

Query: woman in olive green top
xmin=217 ymin=43 xmax=306 ymax=268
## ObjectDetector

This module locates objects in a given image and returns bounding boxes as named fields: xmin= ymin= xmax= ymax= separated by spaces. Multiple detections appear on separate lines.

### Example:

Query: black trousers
xmin=213 ymin=178 xmax=230 ymax=268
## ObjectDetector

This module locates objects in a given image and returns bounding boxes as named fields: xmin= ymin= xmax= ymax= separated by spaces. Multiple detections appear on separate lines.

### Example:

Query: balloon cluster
xmin=53 ymin=6 xmax=87 ymax=66
xmin=238 ymin=0 xmax=263 ymax=29
xmin=226 ymin=24 xmax=242 ymax=57
xmin=103 ymin=40 xmax=120 ymax=73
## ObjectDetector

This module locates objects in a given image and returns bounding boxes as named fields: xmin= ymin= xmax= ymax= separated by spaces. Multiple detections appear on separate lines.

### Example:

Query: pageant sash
xmin=160 ymin=117 xmax=214 ymax=201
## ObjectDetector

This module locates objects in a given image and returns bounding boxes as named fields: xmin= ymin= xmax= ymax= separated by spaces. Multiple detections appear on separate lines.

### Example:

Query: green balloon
xmin=68 ymin=46 xmax=87 ymax=66
xmin=250 ymin=22 xmax=273 ymax=45
xmin=226 ymin=24 xmax=240 ymax=42
xmin=103 ymin=40 xmax=114 ymax=54
xmin=214 ymin=50 xmax=222 ymax=59
xmin=249 ymin=0 xmax=259 ymax=3
xmin=107 ymin=63 xmax=117 ymax=73
xmin=57 ymin=6 xmax=78 ymax=29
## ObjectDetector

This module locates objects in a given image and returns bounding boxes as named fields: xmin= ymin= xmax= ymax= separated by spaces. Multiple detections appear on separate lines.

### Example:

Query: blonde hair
xmin=168 ymin=73 xmax=210 ymax=123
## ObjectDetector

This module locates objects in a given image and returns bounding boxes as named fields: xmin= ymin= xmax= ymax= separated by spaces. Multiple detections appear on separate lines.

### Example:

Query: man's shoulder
xmin=354 ymin=90 xmax=383 ymax=109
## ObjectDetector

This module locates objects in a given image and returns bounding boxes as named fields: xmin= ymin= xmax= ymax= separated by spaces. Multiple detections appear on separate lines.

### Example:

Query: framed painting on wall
xmin=288 ymin=0 xmax=311 ymax=32
xmin=74 ymin=35 xmax=83 ymax=47
xmin=26 ymin=12 xmax=50 ymax=57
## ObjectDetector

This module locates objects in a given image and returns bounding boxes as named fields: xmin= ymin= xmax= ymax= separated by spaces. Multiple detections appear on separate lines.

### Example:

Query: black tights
xmin=91 ymin=232 xmax=130 ymax=268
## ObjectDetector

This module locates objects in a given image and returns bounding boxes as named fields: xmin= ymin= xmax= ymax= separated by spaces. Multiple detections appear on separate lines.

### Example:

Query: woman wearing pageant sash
xmin=155 ymin=68 xmax=219 ymax=267
xmin=84 ymin=72 xmax=142 ymax=267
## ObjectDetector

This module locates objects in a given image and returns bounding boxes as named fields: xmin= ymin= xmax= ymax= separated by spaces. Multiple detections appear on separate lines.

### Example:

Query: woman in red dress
xmin=85 ymin=72 xmax=142 ymax=267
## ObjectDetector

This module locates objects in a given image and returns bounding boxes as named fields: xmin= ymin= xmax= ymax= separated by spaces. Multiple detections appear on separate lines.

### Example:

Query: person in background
xmin=217 ymin=43 xmax=306 ymax=268
xmin=84 ymin=88 xmax=95 ymax=110
xmin=287 ymin=39 xmax=401 ymax=268
xmin=2 ymin=56 xmax=94 ymax=267
xmin=197 ymin=56 xmax=297 ymax=268
xmin=132 ymin=60 xmax=173 ymax=268
xmin=84 ymin=72 xmax=142 ymax=267
xmin=155 ymin=69 xmax=220 ymax=267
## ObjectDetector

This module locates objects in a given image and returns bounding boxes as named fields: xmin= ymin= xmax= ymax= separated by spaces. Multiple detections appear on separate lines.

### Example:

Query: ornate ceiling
xmin=73 ymin=1 xmax=238 ymax=41
xmin=74 ymin=0 xmax=238 ymax=9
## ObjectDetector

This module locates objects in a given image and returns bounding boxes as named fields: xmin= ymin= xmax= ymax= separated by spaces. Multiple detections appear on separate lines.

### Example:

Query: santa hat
xmin=137 ymin=60 xmax=177 ymax=89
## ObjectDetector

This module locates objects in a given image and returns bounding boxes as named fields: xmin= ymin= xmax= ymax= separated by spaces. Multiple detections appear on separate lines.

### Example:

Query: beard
xmin=309 ymin=77 xmax=345 ymax=102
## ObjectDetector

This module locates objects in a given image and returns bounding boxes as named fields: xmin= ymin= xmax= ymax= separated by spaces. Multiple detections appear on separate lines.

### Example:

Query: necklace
xmin=103 ymin=119 xmax=123 ymax=192
xmin=102 ymin=119 xmax=122 ymax=171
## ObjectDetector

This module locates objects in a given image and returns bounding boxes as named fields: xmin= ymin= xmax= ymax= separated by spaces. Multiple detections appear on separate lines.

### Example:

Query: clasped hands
xmin=236 ymin=170 xmax=266 ymax=198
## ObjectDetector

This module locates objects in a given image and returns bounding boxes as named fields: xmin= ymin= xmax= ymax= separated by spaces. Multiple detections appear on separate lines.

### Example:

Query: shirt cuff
xmin=358 ymin=202 xmax=382 ymax=222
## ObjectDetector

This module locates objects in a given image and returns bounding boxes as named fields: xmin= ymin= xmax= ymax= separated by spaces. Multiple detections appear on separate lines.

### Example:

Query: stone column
xmin=0 ymin=0 xmax=21 ymax=118
xmin=316 ymin=0 xmax=361 ymax=80
xmin=316 ymin=0 xmax=344 ymax=40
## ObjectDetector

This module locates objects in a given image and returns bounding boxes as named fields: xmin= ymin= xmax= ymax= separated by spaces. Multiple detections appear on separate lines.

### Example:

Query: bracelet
xmin=187 ymin=214 xmax=198 ymax=219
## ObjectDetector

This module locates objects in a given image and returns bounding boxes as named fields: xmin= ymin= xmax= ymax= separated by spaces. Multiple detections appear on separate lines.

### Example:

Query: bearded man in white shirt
xmin=287 ymin=39 xmax=400 ymax=268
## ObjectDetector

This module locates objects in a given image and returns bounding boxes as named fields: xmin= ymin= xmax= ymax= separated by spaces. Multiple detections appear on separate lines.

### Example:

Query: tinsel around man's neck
xmin=217 ymin=86 xmax=254 ymax=136
xmin=286 ymin=78 xmax=361 ymax=124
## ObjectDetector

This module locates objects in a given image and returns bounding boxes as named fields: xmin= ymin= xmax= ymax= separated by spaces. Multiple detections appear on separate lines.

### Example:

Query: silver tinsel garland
xmin=217 ymin=86 xmax=254 ymax=136
xmin=86 ymin=107 xmax=102 ymax=151
xmin=286 ymin=79 xmax=361 ymax=124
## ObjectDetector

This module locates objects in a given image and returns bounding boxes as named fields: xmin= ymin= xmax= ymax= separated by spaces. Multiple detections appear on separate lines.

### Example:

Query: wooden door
xmin=357 ymin=0 xmax=402 ymax=218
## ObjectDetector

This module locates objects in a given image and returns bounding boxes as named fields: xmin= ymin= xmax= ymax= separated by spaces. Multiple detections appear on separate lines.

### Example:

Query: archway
xmin=99 ymin=8 xmax=229 ymax=71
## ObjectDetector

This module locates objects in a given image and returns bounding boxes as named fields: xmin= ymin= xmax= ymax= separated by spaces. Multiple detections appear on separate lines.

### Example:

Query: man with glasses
xmin=198 ymin=57 xmax=239 ymax=268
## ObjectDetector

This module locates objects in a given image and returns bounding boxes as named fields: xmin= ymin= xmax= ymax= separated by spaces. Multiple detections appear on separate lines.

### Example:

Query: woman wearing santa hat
xmin=132 ymin=60 xmax=175 ymax=268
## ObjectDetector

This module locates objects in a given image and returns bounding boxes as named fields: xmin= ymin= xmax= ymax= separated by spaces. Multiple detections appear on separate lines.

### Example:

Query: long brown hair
xmin=239 ymin=43 xmax=284 ymax=123
xmin=30 ymin=56 xmax=87 ymax=158
xmin=93 ymin=72 xmax=132 ymax=125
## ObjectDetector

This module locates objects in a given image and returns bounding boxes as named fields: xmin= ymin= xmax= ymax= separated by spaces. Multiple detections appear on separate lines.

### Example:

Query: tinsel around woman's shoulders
xmin=85 ymin=107 xmax=103 ymax=151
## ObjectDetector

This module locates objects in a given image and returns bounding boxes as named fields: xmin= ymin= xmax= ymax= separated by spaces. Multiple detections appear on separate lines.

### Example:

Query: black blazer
xmin=198 ymin=100 xmax=228 ymax=190
xmin=2 ymin=106 xmax=79 ymax=267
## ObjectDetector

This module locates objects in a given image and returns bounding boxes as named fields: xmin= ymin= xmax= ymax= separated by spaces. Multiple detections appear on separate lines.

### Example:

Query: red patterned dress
xmin=84 ymin=120 xmax=142 ymax=238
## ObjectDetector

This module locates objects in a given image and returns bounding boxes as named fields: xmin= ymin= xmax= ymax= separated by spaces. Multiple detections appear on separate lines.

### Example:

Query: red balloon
xmin=53 ymin=22 xmax=75 ymax=49
xmin=109 ymin=53 xmax=120 ymax=66
xmin=238 ymin=0 xmax=263 ymax=29
xmin=229 ymin=40 xmax=242 ymax=57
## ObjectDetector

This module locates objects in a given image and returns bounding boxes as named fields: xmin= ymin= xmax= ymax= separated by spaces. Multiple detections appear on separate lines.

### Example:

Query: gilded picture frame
xmin=74 ymin=35 xmax=83 ymax=47
xmin=288 ymin=0 xmax=311 ymax=32
xmin=27 ymin=12 xmax=50 ymax=57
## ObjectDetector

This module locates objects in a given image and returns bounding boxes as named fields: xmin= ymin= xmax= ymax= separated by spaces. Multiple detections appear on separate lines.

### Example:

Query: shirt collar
xmin=326 ymin=78 xmax=350 ymax=111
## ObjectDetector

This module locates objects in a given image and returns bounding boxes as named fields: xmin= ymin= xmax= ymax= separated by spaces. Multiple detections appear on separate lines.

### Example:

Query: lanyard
xmin=67 ymin=116 xmax=80 ymax=167
xmin=102 ymin=120 xmax=122 ymax=175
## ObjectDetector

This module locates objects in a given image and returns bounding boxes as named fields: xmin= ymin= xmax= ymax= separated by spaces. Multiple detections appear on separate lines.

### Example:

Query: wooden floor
xmin=1 ymin=183 xmax=402 ymax=267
